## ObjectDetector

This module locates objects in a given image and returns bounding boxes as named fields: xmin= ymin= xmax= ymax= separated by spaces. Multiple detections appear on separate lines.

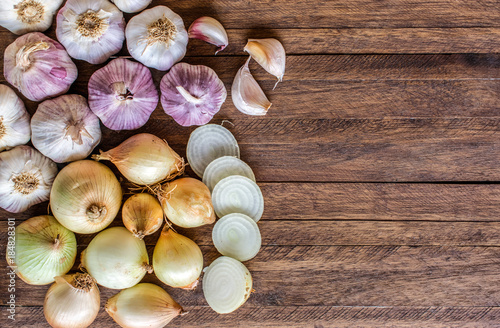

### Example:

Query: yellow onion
xmin=158 ymin=177 xmax=215 ymax=228
xmin=106 ymin=283 xmax=185 ymax=328
xmin=93 ymin=133 xmax=184 ymax=185
xmin=6 ymin=215 xmax=76 ymax=285
xmin=44 ymin=273 xmax=100 ymax=328
xmin=50 ymin=160 xmax=122 ymax=234
xmin=122 ymin=193 xmax=164 ymax=239
xmin=153 ymin=227 xmax=203 ymax=290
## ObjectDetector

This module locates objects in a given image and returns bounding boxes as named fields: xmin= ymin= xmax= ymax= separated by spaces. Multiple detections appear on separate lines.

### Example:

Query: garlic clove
xmin=0 ymin=84 xmax=30 ymax=152
xmin=160 ymin=62 xmax=227 ymax=126
xmin=0 ymin=0 xmax=64 ymax=35
xmin=231 ymin=56 xmax=272 ymax=116
xmin=244 ymin=38 xmax=286 ymax=89
xmin=31 ymin=94 xmax=101 ymax=163
xmin=188 ymin=16 xmax=228 ymax=55
xmin=0 ymin=145 xmax=57 ymax=213
xmin=110 ymin=0 xmax=151 ymax=13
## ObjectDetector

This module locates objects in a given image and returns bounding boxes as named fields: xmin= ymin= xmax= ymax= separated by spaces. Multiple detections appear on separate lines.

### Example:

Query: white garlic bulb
xmin=31 ymin=94 xmax=101 ymax=163
xmin=56 ymin=0 xmax=125 ymax=64
xmin=0 ymin=145 xmax=58 ymax=213
xmin=0 ymin=0 xmax=64 ymax=35
xmin=125 ymin=6 xmax=188 ymax=71
xmin=0 ymin=84 xmax=30 ymax=152
xmin=111 ymin=0 xmax=151 ymax=13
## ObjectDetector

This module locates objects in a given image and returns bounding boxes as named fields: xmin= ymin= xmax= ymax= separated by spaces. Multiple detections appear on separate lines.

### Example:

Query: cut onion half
xmin=213 ymin=213 xmax=261 ymax=261
xmin=202 ymin=256 xmax=252 ymax=314
xmin=203 ymin=156 xmax=255 ymax=192
xmin=186 ymin=124 xmax=240 ymax=178
xmin=212 ymin=175 xmax=264 ymax=222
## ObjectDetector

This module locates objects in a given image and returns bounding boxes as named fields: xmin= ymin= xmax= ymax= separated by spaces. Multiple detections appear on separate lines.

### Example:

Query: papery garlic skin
xmin=0 ymin=145 xmax=57 ymax=213
xmin=7 ymin=215 xmax=76 ymax=285
xmin=56 ymin=0 xmax=125 ymax=64
xmin=31 ymin=94 xmax=101 ymax=163
xmin=188 ymin=16 xmax=228 ymax=54
xmin=106 ymin=283 xmax=185 ymax=328
xmin=44 ymin=273 xmax=100 ymax=328
xmin=4 ymin=32 xmax=78 ymax=102
xmin=0 ymin=84 xmax=30 ymax=152
xmin=111 ymin=0 xmax=151 ymax=13
xmin=126 ymin=6 xmax=188 ymax=71
xmin=160 ymin=62 xmax=227 ymax=127
xmin=232 ymin=56 xmax=272 ymax=116
xmin=244 ymin=38 xmax=286 ymax=89
xmin=88 ymin=58 xmax=158 ymax=131
xmin=0 ymin=0 xmax=64 ymax=35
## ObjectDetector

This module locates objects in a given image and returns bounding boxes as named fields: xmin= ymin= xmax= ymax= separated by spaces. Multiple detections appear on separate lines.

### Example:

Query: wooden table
xmin=1 ymin=0 xmax=500 ymax=327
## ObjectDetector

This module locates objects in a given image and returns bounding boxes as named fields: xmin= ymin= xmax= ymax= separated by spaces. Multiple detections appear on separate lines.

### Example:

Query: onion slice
xmin=212 ymin=175 xmax=264 ymax=222
xmin=203 ymin=156 xmax=255 ymax=192
xmin=203 ymin=256 xmax=252 ymax=314
xmin=186 ymin=124 xmax=240 ymax=178
xmin=212 ymin=213 xmax=261 ymax=261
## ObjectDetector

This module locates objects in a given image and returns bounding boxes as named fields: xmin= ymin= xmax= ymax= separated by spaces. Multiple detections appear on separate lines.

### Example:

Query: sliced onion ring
xmin=203 ymin=156 xmax=255 ymax=192
xmin=186 ymin=124 xmax=240 ymax=178
xmin=202 ymin=256 xmax=253 ymax=314
xmin=213 ymin=213 xmax=261 ymax=261
xmin=212 ymin=175 xmax=264 ymax=222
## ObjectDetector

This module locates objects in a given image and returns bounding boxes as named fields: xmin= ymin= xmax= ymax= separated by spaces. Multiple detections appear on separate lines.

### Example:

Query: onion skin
xmin=158 ymin=177 xmax=215 ymax=228
xmin=122 ymin=193 xmax=164 ymax=239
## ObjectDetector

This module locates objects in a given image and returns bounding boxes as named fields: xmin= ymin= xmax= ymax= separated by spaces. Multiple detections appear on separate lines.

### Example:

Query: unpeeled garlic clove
xmin=244 ymin=38 xmax=286 ymax=89
xmin=231 ymin=56 xmax=272 ymax=116
xmin=188 ymin=16 xmax=228 ymax=55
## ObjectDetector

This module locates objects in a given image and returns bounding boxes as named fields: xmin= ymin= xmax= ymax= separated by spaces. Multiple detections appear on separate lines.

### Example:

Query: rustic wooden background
xmin=1 ymin=0 xmax=500 ymax=327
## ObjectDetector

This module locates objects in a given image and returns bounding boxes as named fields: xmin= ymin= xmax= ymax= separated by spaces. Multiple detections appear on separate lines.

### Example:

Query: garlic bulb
xmin=158 ymin=177 xmax=216 ymax=228
xmin=31 ymin=94 xmax=101 ymax=163
xmin=244 ymin=38 xmax=286 ymax=89
xmin=88 ymin=58 xmax=158 ymax=131
xmin=81 ymin=227 xmax=152 ymax=289
xmin=0 ymin=145 xmax=57 ymax=213
xmin=122 ymin=193 xmax=164 ymax=239
xmin=4 ymin=32 xmax=78 ymax=102
xmin=50 ymin=160 xmax=122 ymax=234
xmin=56 ymin=0 xmax=125 ymax=64
xmin=7 ymin=215 xmax=76 ymax=285
xmin=93 ymin=133 xmax=184 ymax=185
xmin=160 ymin=62 xmax=227 ymax=127
xmin=188 ymin=16 xmax=228 ymax=54
xmin=111 ymin=0 xmax=151 ymax=13
xmin=232 ymin=56 xmax=272 ymax=116
xmin=44 ymin=273 xmax=100 ymax=328
xmin=0 ymin=84 xmax=30 ymax=152
xmin=153 ymin=227 xmax=203 ymax=290
xmin=106 ymin=283 xmax=185 ymax=328
xmin=0 ymin=0 xmax=64 ymax=35
xmin=125 ymin=6 xmax=188 ymax=71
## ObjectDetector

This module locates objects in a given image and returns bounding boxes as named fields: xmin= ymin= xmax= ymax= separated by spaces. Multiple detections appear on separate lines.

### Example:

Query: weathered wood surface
xmin=1 ymin=0 xmax=500 ymax=327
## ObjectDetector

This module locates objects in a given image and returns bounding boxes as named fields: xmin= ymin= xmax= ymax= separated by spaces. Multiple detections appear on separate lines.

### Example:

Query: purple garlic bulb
xmin=88 ymin=58 xmax=158 ymax=131
xmin=160 ymin=62 xmax=227 ymax=127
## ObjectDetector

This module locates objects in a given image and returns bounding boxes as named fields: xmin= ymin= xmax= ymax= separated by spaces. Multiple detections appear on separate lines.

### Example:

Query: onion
xmin=122 ymin=193 xmax=164 ymax=239
xmin=92 ymin=133 xmax=184 ymax=185
xmin=6 ymin=215 xmax=76 ymax=285
xmin=44 ymin=273 xmax=100 ymax=328
xmin=203 ymin=256 xmax=253 ymax=314
xmin=212 ymin=175 xmax=264 ymax=222
xmin=186 ymin=124 xmax=240 ymax=178
xmin=81 ymin=226 xmax=152 ymax=289
xmin=50 ymin=160 xmax=122 ymax=234
xmin=106 ymin=283 xmax=185 ymax=328
xmin=203 ymin=156 xmax=256 ymax=192
xmin=213 ymin=213 xmax=261 ymax=261
xmin=157 ymin=177 xmax=215 ymax=228
xmin=153 ymin=227 xmax=203 ymax=290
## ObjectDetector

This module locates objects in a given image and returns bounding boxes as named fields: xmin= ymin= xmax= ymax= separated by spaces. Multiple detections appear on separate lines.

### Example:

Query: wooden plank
xmin=3 ymin=246 xmax=500 ymax=307
xmin=7 ymin=305 xmax=500 ymax=328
